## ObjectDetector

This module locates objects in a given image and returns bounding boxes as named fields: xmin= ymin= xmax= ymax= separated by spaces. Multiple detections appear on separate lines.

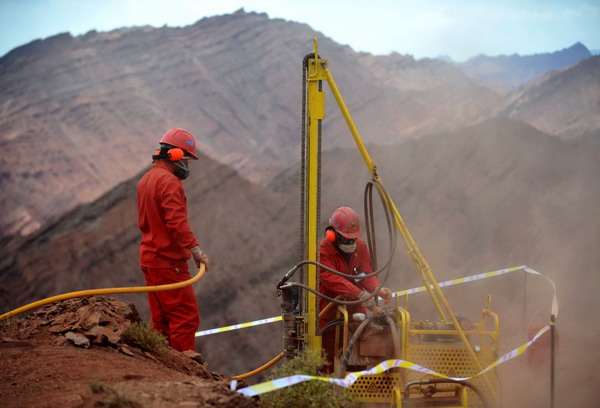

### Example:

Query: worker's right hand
xmin=358 ymin=290 xmax=375 ymax=311
xmin=190 ymin=246 xmax=209 ymax=271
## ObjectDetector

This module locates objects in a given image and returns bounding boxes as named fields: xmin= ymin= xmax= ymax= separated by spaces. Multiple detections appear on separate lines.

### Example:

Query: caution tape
xmin=395 ymin=265 xmax=525 ymax=297
xmin=524 ymin=266 xmax=558 ymax=316
xmin=196 ymin=265 xmax=537 ymax=337
xmin=236 ymin=266 xmax=558 ymax=397
xmin=195 ymin=316 xmax=282 ymax=337
xmin=238 ymin=324 xmax=552 ymax=397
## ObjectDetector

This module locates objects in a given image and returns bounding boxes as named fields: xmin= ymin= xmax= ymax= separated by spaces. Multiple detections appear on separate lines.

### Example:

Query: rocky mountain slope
xmin=0 ymin=297 xmax=258 ymax=408
xmin=0 ymin=9 xmax=501 ymax=242
xmin=2 ymin=11 xmax=597 ymax=245
xmin=458 ymin=42 xmax=592 ymax=89
xmin=2 ymin=117 xmax=599 ymax=406
xmin=498 ymin=56 xmax=600 ymax=138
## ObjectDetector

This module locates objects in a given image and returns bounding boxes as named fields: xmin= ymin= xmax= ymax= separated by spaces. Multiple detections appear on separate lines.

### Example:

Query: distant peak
xmin=567 ymin=42 xmax=589 ymax=52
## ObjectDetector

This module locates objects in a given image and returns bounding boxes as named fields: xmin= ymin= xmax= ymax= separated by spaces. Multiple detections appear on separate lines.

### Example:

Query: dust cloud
xmin=316 ymin=118 xmax=600 ymax=407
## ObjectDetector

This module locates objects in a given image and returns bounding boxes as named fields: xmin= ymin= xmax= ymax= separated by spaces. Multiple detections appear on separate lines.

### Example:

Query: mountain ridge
xmin=3 ymin=11 xmax=596 ymax=242
xmin=457 ymin=42 xmax=592 ymax=89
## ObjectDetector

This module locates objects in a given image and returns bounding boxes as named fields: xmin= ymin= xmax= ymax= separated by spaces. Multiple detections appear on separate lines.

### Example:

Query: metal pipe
xmin=339 ymin=306 xmax=349 ymax=355
xmin=551 ymin=314 xmax=556 ymax=408
xmin=404 ymin=378 xmax=490 ymax=408
xmin=318 ymin=295 xmax=344 ymax=318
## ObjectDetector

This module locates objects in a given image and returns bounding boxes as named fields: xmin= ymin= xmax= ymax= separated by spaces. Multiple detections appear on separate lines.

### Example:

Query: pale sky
xmin=1 ymin=0 xmax=599 ymax=61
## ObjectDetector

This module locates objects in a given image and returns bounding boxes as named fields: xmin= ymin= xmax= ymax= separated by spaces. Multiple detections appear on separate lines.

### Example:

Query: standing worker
xmin=318 ymin=206 xmax=392 ymax=372
xmin=137 ymin=128 xmax=209 ymax=353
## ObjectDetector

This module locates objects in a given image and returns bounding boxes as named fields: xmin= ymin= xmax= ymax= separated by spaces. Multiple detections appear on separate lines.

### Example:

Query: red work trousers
xmin=142 ymin=262 xmax=200 ymax=352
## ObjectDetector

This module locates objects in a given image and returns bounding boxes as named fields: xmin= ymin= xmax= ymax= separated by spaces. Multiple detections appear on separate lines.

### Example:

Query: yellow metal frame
xmin=304 ymin=38 xmax=500 ymax=406
xmin=304 ymin=39 xmax=326 ymax=353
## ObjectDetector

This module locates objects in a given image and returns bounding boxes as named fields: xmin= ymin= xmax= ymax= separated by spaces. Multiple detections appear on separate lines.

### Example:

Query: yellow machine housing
xmin=337 ymin=298 xmax=500 ymax=406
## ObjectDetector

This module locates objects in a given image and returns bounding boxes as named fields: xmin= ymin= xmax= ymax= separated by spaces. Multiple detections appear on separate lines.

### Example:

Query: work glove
xmin=190 ymin=246 xmax=209 ymax=271
xmin=378 ymin=287 xmax=393 ymax=304
xmin=358 ymin=290 xmax=379 ymax=314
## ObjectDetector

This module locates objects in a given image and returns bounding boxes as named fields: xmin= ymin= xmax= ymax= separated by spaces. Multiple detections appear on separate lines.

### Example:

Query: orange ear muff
xmin=326 ymin=229 xmax=336 ymax=242
xmin=168 ymin=148 xmax=184 ymax=161
xmin=154 ymin=148 xmax=185 ymax=161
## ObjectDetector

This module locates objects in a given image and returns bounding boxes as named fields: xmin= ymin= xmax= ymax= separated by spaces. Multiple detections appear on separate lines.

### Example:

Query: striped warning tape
xmin=236 ymin=266 xmax=557 ymax=397
xmin=195 ymin=316 xmax=282 ymax=337
xmin=237 ymin=324 xmax=551 ymax=396
xmin=238 ymin=322 xmax=552 ymax=397
xmin=195 ymin=265 xmax=537 ymax=337
xmin=395 ymin=265 xmax=525 ymax=296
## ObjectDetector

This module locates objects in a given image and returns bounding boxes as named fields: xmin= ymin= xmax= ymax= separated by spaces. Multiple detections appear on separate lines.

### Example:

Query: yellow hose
xmin=0 ymin=263 xmax=206 ymax=322
xmin=231 ymin=295 xmax=342 ymax=381
xmin=232 ymin=351 xmax=285 ymax=380
xmin=231 ymin=297 xmax=344 ymax=381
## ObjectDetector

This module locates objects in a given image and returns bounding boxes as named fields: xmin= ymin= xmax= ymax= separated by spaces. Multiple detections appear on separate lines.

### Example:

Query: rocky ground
xmin=0 ymin=297 xmax=259 ymax=408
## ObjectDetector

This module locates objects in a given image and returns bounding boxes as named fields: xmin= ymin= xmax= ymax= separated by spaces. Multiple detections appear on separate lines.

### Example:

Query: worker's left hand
xmin=190 ymin=246 xmax=209 ymax=271
xmin=379 ymin=287 xmax=393 ymax=304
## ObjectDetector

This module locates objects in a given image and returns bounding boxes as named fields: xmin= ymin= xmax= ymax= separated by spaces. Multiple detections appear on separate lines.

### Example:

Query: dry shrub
xmin=260 ymin=349 xmax=362 ymax=408
xmin=121 ymin=321 xmax=166 ymax=353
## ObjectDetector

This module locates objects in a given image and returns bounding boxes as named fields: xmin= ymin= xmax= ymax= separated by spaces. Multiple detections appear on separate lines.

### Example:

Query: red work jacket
xmin=137 ymin=161 xmax=199 ymax=268
xmin=318 ymin=238 xmax=381 ymax=322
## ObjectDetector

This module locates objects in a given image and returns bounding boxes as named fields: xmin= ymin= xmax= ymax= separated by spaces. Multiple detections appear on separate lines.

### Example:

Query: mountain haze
xmin=458 ymin=42 xmax=592 ymax=89
xmin=498 ymin=56 xmax=600 ymax=138
xmin=2 ymin=117 xmax=599 ymax=406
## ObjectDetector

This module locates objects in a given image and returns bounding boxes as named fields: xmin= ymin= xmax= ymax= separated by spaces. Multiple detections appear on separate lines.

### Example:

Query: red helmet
xmin=329 ymin=207 xmax=362 ymax=239
xmin=159 ymin=128 xmax=199 ymax=160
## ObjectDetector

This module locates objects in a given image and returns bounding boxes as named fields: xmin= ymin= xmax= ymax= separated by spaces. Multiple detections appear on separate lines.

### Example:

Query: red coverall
xmin=318 ymin=238 xmax=381 ymax=371
xmin=137 ymin=160 xmax=200 ymax=352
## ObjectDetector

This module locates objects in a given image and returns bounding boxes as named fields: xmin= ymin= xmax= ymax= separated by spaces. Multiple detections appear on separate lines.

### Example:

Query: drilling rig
xmin=275 ymin=39 xmax=500 ymax=408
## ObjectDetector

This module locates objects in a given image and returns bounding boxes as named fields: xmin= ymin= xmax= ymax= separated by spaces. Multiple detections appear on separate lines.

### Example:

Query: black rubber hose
xmin=318 ymin=318 xmax=344 ymax=336
xmin=340 ymin=317 xmax=373 ymax=377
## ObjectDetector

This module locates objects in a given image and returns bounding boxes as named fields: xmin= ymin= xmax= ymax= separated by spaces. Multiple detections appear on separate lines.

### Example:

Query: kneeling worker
xmin=318 ymin=206 xmax=392 ymax=372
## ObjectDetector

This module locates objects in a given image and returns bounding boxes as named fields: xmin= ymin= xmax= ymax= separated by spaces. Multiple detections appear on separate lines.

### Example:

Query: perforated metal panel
xmin=406 ymin=345 xmax=498 ymax=407
xmin=348 ymin=372 xmax=403 ymax=402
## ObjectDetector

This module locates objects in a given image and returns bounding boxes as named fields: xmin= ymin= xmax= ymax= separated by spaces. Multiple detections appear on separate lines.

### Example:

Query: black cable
xmin=317 ymin=318 xmax=344 ymax=336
